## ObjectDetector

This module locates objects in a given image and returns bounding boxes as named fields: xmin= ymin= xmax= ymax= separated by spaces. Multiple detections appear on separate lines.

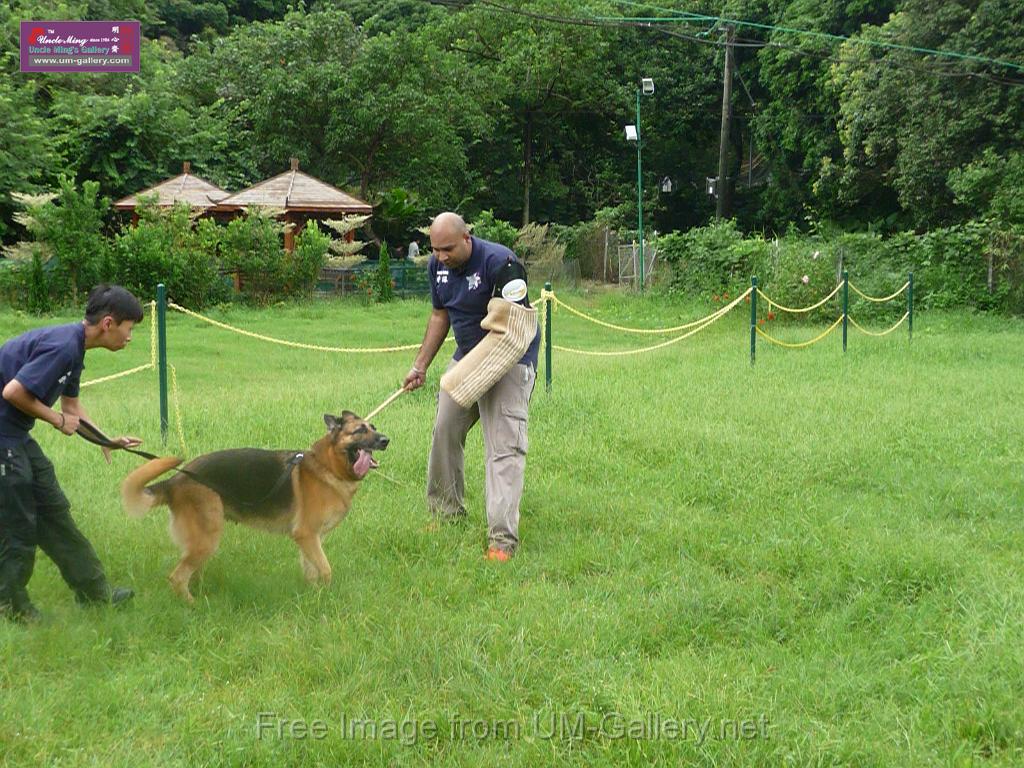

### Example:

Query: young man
xmin=0 ymin=284 xmax=144 ymax=623
xmin=403 ymin=213 xmax=540 ymax=561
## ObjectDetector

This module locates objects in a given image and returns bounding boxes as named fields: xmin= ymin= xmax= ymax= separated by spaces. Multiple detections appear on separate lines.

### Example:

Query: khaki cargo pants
xmin=427 ymin=361 xmax=536 ymax=553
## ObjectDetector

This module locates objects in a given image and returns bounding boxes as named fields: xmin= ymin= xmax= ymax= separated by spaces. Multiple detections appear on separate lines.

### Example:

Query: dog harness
xmin=76 ymin=419 xmax=304 ymax=512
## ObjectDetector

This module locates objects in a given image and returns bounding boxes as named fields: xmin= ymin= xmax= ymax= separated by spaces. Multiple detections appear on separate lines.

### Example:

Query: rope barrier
xmin=848 ymin=312 xmax=909 ymax=337
xmin=167 ymin=301 xmax=424 ymax=353
xmin=81 ymin=301 xmax=159 ymax=389
xmin=149 ymin=300 xmax=156 ymax=366
xmin=549 ymin=287 xmax=752 ymax=356
xmin=80 ymin=362 xmax=154 ymax=389
xmin=754 ymin=316 xmax=843 ymax=349
xmin=849 ymin=281 xmax=910 ymax=303
xmin=547 ymin=292 xmax=736 ymax=334
xmin=756 ymin=283 xmax=842 ymax=314
xmin=169 ymin=363 xmax=189 ymax=455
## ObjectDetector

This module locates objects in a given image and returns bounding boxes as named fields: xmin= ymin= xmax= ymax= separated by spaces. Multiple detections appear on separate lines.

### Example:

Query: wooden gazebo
xmin=113 ymin=162 xmax=229 ymax=223
xmin=215 ymin=158 xmax=372 ymax=251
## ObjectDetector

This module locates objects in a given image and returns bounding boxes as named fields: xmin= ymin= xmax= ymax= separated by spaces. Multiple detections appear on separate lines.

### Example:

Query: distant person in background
xmin=408 ymin=239 xmax=420 ymax=260
xmin=0 ymin=284 xmax=143 ymax=624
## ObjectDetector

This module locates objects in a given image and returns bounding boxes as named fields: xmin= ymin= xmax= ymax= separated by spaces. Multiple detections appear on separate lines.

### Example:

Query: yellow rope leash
xmin=756 ymin=283 xmax=842 ymax=314
xmin=365 ymin=387 xmax=407 ymax=420
xmin=848 ymin=312 xmax=909 ymax=337
xmin=167 ymin=301 xmax=424 ymax=353
xmin=547 ymin=292 xmax=733 ymax=334
xmin=549 ymin=287 xmax=752 ymax=356
xmin=754 ymin=316 xmax=843 ymax=349
xmin=849 ymin=281 xmax=910 ymax=303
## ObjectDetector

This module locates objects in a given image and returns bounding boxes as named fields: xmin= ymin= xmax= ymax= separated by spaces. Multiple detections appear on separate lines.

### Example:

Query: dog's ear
xmin=323 ymin=413 xmax=341 ymax=431
xmin=341 ymin=410 xmax=358 ymax=422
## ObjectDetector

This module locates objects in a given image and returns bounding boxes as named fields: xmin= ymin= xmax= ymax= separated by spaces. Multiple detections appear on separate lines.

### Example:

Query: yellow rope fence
xmin=849 ymin=312 xmax=910 ymax=337
xmin=545 ymin=292 xmax=740 ymax=334
xmin=538 ymin=287 xmax=752 ymax=356
xmin=756 ymin=283 xmax=843 ymax=314
xmin=849 ymin=281 xmax=910 ymax=303
xmin=80 ymin=300 xmax=158 ymax=389
xmin=755 ymin=316 xmax=844 ymax=349
xmin=167 ymin=301 xmax=426 ymax=353
xmin=169 ymin=363 xmax=189 ymax=455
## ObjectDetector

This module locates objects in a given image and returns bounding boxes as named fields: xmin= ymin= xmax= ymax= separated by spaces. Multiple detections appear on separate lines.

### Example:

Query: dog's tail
xmin=121 ymin=457 xmax=182 ymax=518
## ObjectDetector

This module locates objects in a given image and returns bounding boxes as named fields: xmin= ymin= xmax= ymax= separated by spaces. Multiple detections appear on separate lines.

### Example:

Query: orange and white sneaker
xmin=485 ymin=547 xmax=512 ymax=562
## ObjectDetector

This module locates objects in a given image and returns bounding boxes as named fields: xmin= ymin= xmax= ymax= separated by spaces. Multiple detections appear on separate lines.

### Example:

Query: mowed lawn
xmin=1 ymin=290 xmax=1022 ymax=767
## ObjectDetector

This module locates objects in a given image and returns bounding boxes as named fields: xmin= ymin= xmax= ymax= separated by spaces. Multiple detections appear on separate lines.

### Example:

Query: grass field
xmin=1 ymin=290 xmax=1022 ymax=766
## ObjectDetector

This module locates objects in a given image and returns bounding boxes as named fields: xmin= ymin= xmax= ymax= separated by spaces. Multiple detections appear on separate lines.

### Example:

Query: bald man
xmin=403 ymin=213 xmax=540 ymax=561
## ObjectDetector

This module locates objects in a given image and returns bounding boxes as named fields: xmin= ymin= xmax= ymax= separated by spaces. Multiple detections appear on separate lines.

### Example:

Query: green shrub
xmin=290 ymin=221 xmax=331 ymax=298
xmin=471 ymin=210 xmax=518 ymax=249
xmin=660 ymin=218 xmax=1024 ymax=317
xmin=110 ymin=203 xmax=227 ymax=308
xmin=659 ymin=219 xmax=757 ymax=296
xmin=10 ymin=178 xmax=108 ymax=305
xmin=220 ymin=208 xmax=288 ymax=305
xmin=371 ymin=241 xmax=395 ymax=303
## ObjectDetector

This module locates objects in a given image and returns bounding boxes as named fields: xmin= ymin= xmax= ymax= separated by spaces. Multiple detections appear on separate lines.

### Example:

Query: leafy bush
xmin=658 ymin=219 xmax=759 ymax=296
xmin=220 ymin=208 xmax=288 ymax=305
xmin=0 ymin=247 xmax=54 ymax=314
xmin=290 ymin=221 xmax=331 ymax=297
xmin=471 ymin=210 xmax=518 ymax=249
xmin=660 ymin=218 xmax=1024 ymax=318
xmin=10 ymin=178 xmax=109 ymax=304
xmin=370 ymin=241 xmax=395 ymax=303
xmin=110 ymin=202 xmax=228 ymax=308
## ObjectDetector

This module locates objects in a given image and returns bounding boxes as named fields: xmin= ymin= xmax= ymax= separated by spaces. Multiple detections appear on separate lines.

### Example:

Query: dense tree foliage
xmin=2 ymin=0 xmax=1023 ymax=245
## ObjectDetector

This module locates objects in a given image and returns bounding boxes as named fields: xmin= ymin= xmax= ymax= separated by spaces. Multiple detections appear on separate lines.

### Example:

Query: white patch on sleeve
xmin=501 ymin=278 xmax=528 ymax=302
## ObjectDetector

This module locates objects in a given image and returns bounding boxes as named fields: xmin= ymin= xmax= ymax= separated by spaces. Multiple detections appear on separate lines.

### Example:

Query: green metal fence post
xmin=156 ymin=283 xmax=169 ymax=445
xmin=842 ymin=270 xmax=849 ymax=353
xmin=908 ymin=272 xmax=913 ymax=341
xmin=750 ymin=276 xmax=757 ymax=365
xmin=544 ymin=281 xmax=552 ymax=392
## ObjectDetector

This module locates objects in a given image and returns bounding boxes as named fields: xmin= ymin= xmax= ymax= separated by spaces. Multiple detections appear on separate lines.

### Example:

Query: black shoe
xmin=110 ymin=587 xmax=134 ymax=608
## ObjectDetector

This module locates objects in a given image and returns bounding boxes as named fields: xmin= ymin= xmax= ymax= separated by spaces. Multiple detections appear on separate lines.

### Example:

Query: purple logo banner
xmin=20 ymin=21 xmax=140 ymax=73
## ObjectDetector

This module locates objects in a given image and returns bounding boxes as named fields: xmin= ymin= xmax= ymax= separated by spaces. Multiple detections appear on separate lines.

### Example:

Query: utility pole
xmin=716 ymin=25 xmax=735 ymax=219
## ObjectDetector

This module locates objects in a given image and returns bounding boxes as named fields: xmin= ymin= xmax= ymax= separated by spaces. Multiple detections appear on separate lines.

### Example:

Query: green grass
xmin=1 ymin=292 xmax=1022 ymax=766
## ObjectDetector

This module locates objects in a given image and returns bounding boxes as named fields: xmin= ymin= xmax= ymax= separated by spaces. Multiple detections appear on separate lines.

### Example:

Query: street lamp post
xmin=626 ymin=77 xmax=654 ymax=291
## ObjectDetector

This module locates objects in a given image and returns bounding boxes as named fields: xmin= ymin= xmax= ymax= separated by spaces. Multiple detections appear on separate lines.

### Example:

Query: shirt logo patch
xmin=436 ymin=269 xmax=449 ymax=284
xmin=466 ymin=272 xmax=482 ymax=291
xmin=501 ymin=278 xmax=528 ymax=302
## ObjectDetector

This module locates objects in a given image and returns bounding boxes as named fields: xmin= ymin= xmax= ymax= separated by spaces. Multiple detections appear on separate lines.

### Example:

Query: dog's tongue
xmin=353 ymin=449 xmax=374 ymax=478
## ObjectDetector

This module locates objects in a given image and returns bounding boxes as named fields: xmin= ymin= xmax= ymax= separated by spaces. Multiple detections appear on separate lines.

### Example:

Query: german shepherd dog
xmin=121 ymin=412 xmax=388 ymax=602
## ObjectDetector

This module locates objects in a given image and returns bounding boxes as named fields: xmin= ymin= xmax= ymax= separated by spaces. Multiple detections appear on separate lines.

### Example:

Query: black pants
xmin=0 ymin=439 xmax=110 ymax=612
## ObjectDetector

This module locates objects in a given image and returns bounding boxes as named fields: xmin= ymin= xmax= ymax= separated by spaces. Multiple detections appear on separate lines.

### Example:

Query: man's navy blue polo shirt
xmin=428 ymin=236 xmax=540 ymax=368
xmin=0 ymin=323 xmax=85 ymax=446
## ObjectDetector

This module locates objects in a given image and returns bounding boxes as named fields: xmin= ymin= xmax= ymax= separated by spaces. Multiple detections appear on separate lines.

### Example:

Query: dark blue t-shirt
xmin=428 ymin=237 xmax=540 ymax=367
xmin=0 ymin=323 xmax=85 ymax=445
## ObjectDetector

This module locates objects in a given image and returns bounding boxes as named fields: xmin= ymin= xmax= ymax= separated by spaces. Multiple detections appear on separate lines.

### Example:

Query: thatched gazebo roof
xmin=215 ymin=158 xmax=372 ymax=214
xmin=113 ymin=162 xmax=229 ymax=212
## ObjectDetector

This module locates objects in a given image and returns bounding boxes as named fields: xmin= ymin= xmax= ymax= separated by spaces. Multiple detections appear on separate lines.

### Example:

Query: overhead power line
xmin=428 ymin=0 xmax=1024 ymax=88
xmin=605 ymin=0 xmax=1024 ymax=74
